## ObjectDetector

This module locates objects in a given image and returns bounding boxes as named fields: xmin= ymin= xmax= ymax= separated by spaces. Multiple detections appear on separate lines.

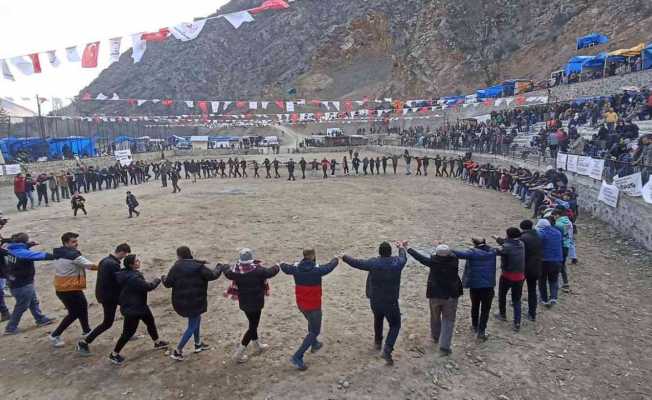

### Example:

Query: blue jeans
xmin=6 ymin=284 xmax=48 ymax=333
xmin=293 ymin=310 xmax=322 ymax=360
xmin=177 ymin=315 xmax=201 ymax=351
xmin=0 ymin=279 xmax=8 ymax=314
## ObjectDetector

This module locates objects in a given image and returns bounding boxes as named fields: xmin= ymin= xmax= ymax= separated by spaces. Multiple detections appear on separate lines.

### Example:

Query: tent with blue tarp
xmin=582 ymin=52 xmax=626 ymax=70
xmin=0 ymin=137 xmax=50 ymax=162
xmin=644 ymin=43 xmax=652 ymax=70
xmin=47 ymin=137 xmax=96 ymax=159
xmin=441 ymin=96 xmax=465 ymax=106
xmin=564 ymin=56 xmax=594 ymax=76
xmin=476 ymin=84 xmax=504 ymax=100
xmin=576 ymin=33 xmax=608 ymax=50
xmin=113 ymin=135 xmax=133 ymax=144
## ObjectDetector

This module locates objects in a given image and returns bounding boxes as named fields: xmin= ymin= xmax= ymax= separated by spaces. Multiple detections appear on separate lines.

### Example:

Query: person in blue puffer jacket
xmin=453 ymin=238 xmax=497 ymax=341
xmin=536 ymin=219 xmax=563 ymax=307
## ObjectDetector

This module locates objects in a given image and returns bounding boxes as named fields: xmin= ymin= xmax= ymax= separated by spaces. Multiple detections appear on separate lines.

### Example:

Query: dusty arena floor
xmin=1 ymin=152 xmax=651 ymax=400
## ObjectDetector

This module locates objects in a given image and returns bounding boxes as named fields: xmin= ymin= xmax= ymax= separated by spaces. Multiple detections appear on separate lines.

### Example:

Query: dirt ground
xmin=0 ymin=151 xmax=650 ymax=400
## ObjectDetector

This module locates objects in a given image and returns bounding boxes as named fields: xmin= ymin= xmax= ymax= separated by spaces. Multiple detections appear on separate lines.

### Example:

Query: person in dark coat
xmin=280 ymin=249 xmax=339 ymax=371
xmin=223 ymin=248 xmax=280 ymax=363
xmin=163 ymin=246 xmax=223 ymax=361
xmin=518 ymin=220 xmax=543 ymax=321
xmin=342 ymin=241 xmax=407 ymax=366
xmin=126 ymin=191 xmax=140 ymax=218
xmin=453 ymin=238 xmax=497 ymax=341
xmin=109 ymin=255 xmax=168 ymax=365
xmin=493 ymin=227 xmax=526 ymax=331
xmin=78 ymin=243 xmax=131 ymax=355
xmin=408 ymin=244 xmax=462 ymax=356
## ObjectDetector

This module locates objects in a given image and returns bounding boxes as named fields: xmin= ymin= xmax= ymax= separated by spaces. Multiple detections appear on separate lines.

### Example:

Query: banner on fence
xmin=114 ymin=149 xmax=132 ymax=166
xmin=556 ymin=153 xmax=567 ymax=170
xmin=598 ymin=180 xmax=620 ymax=208
xmin=589 ymin=158 xmax=605 ymax=180
xmin=576 ymin=156 xmax=592 ymax=176
xmin=643 ymin=179 xmax=652 ymax=205
xmin=613 ymin=172 xmax=643 ymax=197
xmin=3 ymin=164 xmax=22 ymax=175
xmin=566 ymin=154 xmax=579 ymax=173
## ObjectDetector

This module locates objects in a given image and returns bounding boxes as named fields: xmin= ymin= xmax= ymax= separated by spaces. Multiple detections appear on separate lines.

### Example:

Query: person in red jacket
xmin=320 ymin=158 xmax=330 ymax=179
xmin=280 ymin=249 xmax=338 ymax=371
xmin=13 ymin=174 xmax=27 ymax=212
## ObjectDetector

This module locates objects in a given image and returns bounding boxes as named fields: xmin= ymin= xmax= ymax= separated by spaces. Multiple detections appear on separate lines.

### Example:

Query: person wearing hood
xmin=163 ymin=246 xmax=224 ymax=362
xmin=342 ymin=241 xmax=407 ymax=366
xmin=280 ymin=249 xmax=339 ymax=371
xmin=493 ymin=228 xmax=526 ymax=332
xmin=3 ymin=233 xmax=57 ymax=335
xmin=222 ymin=248 xmax=280 ymax=364
xmin=553 ymin=207 xmax=573 ymax=292
xmin=109 ymin=255 xmax=168 ymax=365
xmin=453 ymin=238 xmax=497 ymax=341
xmin=77 ymin=243 xmax=131 ymax=356
xmin=49 ymin=232 xmax=97 ymax=348
xmin=407 ymin=244 xmax=462 ymax=356
xmin=536 ymin=219 xmax=563 ymax=307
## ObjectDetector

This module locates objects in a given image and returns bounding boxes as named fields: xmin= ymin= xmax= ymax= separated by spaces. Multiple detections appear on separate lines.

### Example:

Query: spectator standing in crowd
xmin=163 ymin=246 xmax=223 ymax=361
xmin=407 ymin=244 xmax=462 ymax=356
xmin=48 ymin=173 xmax=60 ymax=203
xmin=342 ymin=241 xmax=407 ymax=366
xmin=280 ymin=249 xmax=339 ymax=371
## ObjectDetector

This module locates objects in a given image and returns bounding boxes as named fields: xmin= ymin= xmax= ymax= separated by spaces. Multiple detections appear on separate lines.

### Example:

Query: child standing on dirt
xmin=126 ymin=191 xmax=140 ymax=218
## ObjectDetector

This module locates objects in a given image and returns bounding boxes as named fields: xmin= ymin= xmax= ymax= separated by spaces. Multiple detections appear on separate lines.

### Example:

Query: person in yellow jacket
xmin=48 ymin=232 xmax=97 ymax=348
xmin=604 ymin=108 xmax=619 ymax=133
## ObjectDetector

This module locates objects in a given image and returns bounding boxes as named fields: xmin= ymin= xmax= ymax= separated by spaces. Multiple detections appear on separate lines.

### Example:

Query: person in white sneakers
xmin=222 ymin=248 xmax=279 ymax=363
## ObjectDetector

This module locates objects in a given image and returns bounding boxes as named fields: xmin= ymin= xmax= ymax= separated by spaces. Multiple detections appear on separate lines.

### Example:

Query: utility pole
xmin=35 ymin=94 xmax=46 ymax=139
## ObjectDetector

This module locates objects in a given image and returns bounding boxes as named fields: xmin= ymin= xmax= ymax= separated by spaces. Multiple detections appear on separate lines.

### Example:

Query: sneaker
xmin=494 ymin=313 xmax=507 ymax=322
xmin=290 ymin=356 xmax=307 ymax=371
xmin=439 ymin=348 xmax=452 ymax=357
xmin=109 ymin=352 xmax=125 ymax=365
xmin=81 ymin=331 xmax=91 ymax=341
xmin=512 ymin=323 xmax=521 ymax=333
xmin=48 ymin=334 xmax=65 ymax=348
xmin=194 ymin=342 xmax=211 ymax=353
xmin=382 ymin=351 xmax=394 ymax=366
xmin=526 ymin=314 xmax=536 ymax=322
xmin=170 ymin=349 xmax=185 ymax=361
xmin=549 ymin=299 xmax=558 ymax=305
xmin=571 ymin=259 xmax=578 ymax=265
xmin=562 ymin=285 xmax=570 ymax=293
xmin=310 ymin=341 xmax=323 ymax=354
xmin=251 ymin=340 xmax=269 ymax=355
xmin=374 ymin=340 xmax=382 ymax=351
xmin=154 ymin=340 xmax=169 ymax=350
xmin=36 ymin=317 xmax=55 ymax=327
xmin=76 ymin=340 xmax=91 ymax=356
xmin=477 ymin=332 xmax=489 ymax=342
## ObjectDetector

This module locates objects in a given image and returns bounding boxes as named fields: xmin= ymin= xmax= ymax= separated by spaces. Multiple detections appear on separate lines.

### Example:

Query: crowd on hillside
xmin=0 ymin=148 xmax=578 ymax=370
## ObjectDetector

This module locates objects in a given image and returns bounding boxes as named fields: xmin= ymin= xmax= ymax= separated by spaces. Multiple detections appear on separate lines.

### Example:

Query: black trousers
xmin=128 ymin=206 xmax=139 ymax=217
xmin=241 ymin=310 xmax=261 ymax=346
xmin=73 ymin=205 xmax=87 ymax=216
xmin=498 ymin=277 xmax=523 ymax=325
xmin=85 ymin=302 xmax=118 ymax=344
xmin=114 ymin=309 xmax=159 ymax=353
xmin=51 ymin=291 xmax=90 ymax=337
xmin=371 ymin=301 xmax=401 ymax=353
xmin=469 ymin=288 xmax=494 ymax=333
xmin=37 ymin=186 xmax=49 ymax=205
xmin=525 ymin=276 xmax=538 ymax=319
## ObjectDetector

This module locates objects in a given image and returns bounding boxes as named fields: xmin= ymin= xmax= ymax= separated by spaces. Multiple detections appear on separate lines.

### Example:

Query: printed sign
xmin=3 ymin=164 xmax=22 ymax=175
xmin=588 ymin=158 xmax=605 ymax=180
xmin=114 ymin=149 xmax=132 ymax=166
xmin=613 ymin=173 xmax=642 ymax=197
xmin=642 ymin=179 xmax=652 ymax=205
xmin=556 ymin=153 xmax=567 ymax=170
xmin=566 ymin=154 xmax=579 ymax=173
xmin=576 ymin=156 xmax=592 ymax=176
xmin=598 ymin=180 xmax=619 ymax=208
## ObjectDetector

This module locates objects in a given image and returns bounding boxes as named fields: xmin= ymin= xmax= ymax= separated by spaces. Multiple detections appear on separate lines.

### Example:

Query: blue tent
xmin=0 ymin=137 xmax=50 ymax=162
xmin=576 ymin=33 xmax=608 ymax=50
xmin=644 ymin=43 xmax=652 ymax=70
xmin=113 ymin=135 xmax=133 ymax=144
xmin=47 ymin=137 xmax=96 ymax=159
xmin=582 ymin=52 xmax=626 ymax=70
xmin=476 ymin=84 xmax=504 ymax=100
xmin=564 ymin=56 xmax=594 ymax=76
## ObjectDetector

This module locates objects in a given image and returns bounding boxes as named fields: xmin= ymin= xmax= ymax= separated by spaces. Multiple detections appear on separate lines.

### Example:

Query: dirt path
xmin=0 ymin=151 xmax=650 ymax=400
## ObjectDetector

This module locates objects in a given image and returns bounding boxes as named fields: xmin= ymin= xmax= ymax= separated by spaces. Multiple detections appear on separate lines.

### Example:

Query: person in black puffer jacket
xmin=109 ymin=254 xmax=168 ymax=365
xmin=518 ymin=220 xmax=543 ymax=322
xmin=408 ymin=244 xmax=462 ymax=356
xmin=163 ymin=246 xmax=224 ymax=361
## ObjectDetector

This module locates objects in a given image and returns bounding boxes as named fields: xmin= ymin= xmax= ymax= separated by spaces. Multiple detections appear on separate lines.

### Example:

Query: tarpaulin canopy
xmin=476 ymin=84 xmax=504 ymax=100
xmin=582 ymin=52 xmax=626 ymax=70
xmin=644 ymin=43 xmax=652 ymax=70
xmin=564 ymin=56 xmax=594 ymax=76
xmin=0 ymin=137 xmax=49 ymax=162
xmin=609 ymin=43 xmax=645 ymax=57
xmin=113 ymin=135 xmax=133 ymax=144
xmin=576 ymin=33 xmax=608 ymax=50
xmin=47 ymin=137 xmax=96 ymax=159
xmin=440 ymin=96 xmax=465 ymax=106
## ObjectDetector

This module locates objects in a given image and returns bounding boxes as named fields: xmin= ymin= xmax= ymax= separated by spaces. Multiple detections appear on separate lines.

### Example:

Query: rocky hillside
xmin=75 ymin=0 xmax=652 ymax=114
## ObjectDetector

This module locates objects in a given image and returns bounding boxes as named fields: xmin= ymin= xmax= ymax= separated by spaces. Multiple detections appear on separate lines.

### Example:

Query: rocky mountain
xmin=74 ymin=0 xmax=652 ymax=115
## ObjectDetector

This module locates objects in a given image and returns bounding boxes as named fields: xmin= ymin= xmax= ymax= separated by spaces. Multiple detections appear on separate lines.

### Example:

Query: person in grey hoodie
xmin=493 ymin=227 xmax=526 ymax=332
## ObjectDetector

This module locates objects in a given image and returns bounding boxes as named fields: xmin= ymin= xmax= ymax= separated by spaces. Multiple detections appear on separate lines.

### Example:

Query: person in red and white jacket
xmin=280 ymin=249 xmax=338 ymax=371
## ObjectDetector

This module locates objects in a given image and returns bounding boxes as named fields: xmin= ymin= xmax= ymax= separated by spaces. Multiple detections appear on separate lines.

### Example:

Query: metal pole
xmin=35 ymin=95 xmax=45 ymax=139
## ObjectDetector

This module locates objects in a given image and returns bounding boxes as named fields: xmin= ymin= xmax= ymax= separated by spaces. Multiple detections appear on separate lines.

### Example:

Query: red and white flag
xmin=66 ymin=46 xmax=81 ymax=62
xmin=131 ymin=34 xmax=147 ymax=63
xmin=109 ymin=37 xmax=122 ymax=64
xmin=248 ymin=0 xmax=289 ymax=15
xmin=10 ymin=54 xmax=41 ymax=75
xmin=142 ymin=28 xmax=170 ymax=42
xmin=170 ymin=20 xmax=207 ymax=41
xmin=46 ymin=50 xmax=61 ymax=67
xmin=224 ymin=11 xmax=254 ymax=29
xmin=82 ymin=42 xmax=100 ymax=68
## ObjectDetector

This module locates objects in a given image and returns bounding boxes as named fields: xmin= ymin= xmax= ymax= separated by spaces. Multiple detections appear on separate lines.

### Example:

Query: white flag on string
xmin=261 ymin=101 xmax=269 ymax=109
xmin=131 ymin=33 xmax=147 ymax=63
xmin=1 ymin=59 xmax=14 ymax=81
xmin=109 ymin=37 xmax=122 ymax=64
xmin=249 ymin=101 xmax=258 ymax=110
xmin=137 ymin=100 xmax=147 ymax=106
xmin=170 ymin=19 xmax=207 ymax=41
xmin=10 ymin=56 xmax=36 ymax=75
xmin=96 ymin=93 xmax=108 ymax=100
xmin=185 ymin=101 xmax=194 ymax=108
xmin=46 ymin=50 xmax=61 ymax=67
xmin=111 ymin=93 xmax=120 ymax=100
xmin=224 ymin=11 xmax=254 ymax=29
xmin=332 ymin=101 xmax=340 ymax=111
xmin=286 ymin=102 xmax=294 ymax=112
xmin=211 ymin=101 xmax=220 ymax=113
xmin=66 ymin=46 xmax=81 ymax=62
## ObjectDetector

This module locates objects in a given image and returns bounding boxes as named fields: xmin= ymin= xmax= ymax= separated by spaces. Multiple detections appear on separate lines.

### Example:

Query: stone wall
xmin=375 ymin=145 xmax=652 ymax=251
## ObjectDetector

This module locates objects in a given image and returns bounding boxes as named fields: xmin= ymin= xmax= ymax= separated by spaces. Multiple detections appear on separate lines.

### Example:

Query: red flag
xmin=81 ymin=92 xmax=92 ymax=101
xmin=309 ymin=99 xmax=321 ymax=106
xmin=81 ymin=42 xmax=100 ymax=68
xmin=162 ymin=99 xmax=174 ymax=107
xmin=28 ymin=53 xmax=42 ymax=73
xmin=315 ymin=112 xmax=323 ymax=120
xmin=248 ymin=0 xmax=289 ymax=15
xmin=344 ymin=101 xmax=353 ymax=112
xmin=236 ymin=101 xmax=247 ymax=109
xmin=483 ymin=99 xmax=494 ymax=107
xmin=290 ymin=113 xmax=299 ymax=123
xmin=275 ymin=100 xmax=285 ymax=110
xmin=141 ymin=28 xmax=170 ymax=42
xmin=127 ymin=99 xmax=137 ymax=106
xmin=197 ymin=101 xmax=209 ymax=121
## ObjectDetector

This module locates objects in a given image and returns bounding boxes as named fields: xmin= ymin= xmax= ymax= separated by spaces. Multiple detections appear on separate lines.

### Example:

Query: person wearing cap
xmin=536 ymin=219 xmax=563 ymax=306
xmin=553 ymin=207 xmax=573 ymax=292
xmin=453 ymin=238 xmax=497 ymax=341
xmin=342 ymin=241 xmax=407 ymax=366
xmin=126 ymin=191 xmax=140 ymax=218
xmin=407 ymin=244 xmax=462 ymax=356
xmin=493 ymin=228 xmax=526 ymax=332
xmin=222 ymin=248 xmax=280 ymax=364
xmin=280 ymin=249 xmax=339 ymax=371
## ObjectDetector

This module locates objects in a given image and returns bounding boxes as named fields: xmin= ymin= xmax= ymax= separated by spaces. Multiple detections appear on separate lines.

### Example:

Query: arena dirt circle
xmin=1 ymin=151 xmax=650 ymax=400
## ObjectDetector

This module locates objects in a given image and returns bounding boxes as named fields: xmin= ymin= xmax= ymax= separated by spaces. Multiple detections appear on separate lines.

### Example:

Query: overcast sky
xmin=0 ymin=0 xmax=229 ymax=113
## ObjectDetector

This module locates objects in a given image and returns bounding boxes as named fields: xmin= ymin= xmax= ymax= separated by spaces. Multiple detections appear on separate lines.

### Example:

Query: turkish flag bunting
xmin=290 ymin=113 xmax=299 ymax=122
xmin=275 ymin=100 xmax=285 ymax=110
xmin=162 ymin=99 xmax=174 ymax=107
xmin=236 ymin=101 xmax=247 ymax=109
xmin=29 ymin=53 xmax=42 ymax=73
xmin=82 ymin=42 xmax=100 ymax=68
xmin=309 ymin=99 xmax=321 ymax=106
xmin=344 ymin=101 xmax=353 ymax=112
xmin=483 ymin=99 xmax=494 ymax=106
xmin=141 ymin=28 xmax=170 ymax=42
xmin=248 ymin=0 xmax=289 ymax=15
xmin=81 ymin=92 xmax=92 ymax=101
xmin=127 ymin=99 xmax=137 ymax=106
